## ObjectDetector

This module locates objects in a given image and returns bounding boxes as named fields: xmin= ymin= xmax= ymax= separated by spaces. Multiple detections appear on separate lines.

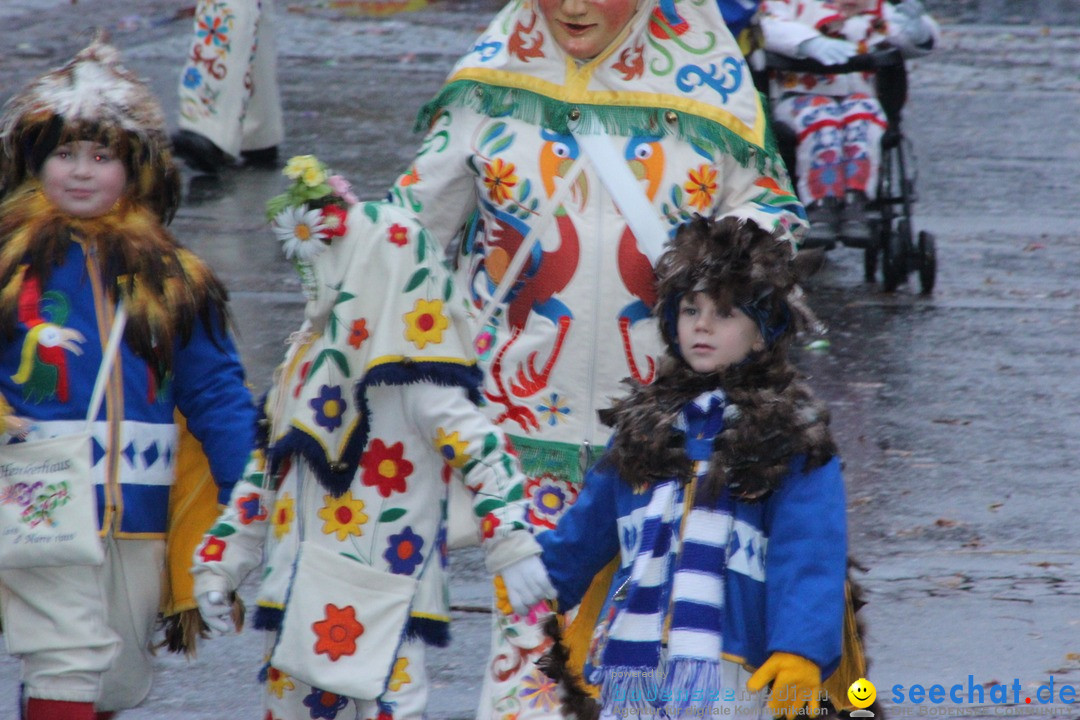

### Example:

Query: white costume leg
xmin=239 ymin=0 xmax=284 ymax=153
xmin=773 ymin=94 xmax=846 ymax=205
xmin=177 ymin=0 xmax=262 ymax=157
xmin=837 ymin=94 xmax=887 ymax=200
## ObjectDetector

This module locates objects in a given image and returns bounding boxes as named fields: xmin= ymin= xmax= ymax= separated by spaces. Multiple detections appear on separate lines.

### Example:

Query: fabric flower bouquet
xmin=266 ymin=155 xmax=359 ymax=297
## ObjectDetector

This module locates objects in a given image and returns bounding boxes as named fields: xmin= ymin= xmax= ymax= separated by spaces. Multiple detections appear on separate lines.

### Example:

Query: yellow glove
xmin=746 ymin=652 xmax=822 ymax=719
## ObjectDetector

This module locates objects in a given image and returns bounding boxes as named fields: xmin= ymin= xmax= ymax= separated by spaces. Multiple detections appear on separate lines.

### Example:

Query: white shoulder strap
xmin=571 ymin=129 xmax=670 ymax=265
xmin=84 ymin=303 xmax=128 ymax=431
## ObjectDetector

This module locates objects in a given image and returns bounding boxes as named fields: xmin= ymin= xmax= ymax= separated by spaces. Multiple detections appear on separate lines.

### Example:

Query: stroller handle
xmin=764 ymin=44 xmax=904 ymax=75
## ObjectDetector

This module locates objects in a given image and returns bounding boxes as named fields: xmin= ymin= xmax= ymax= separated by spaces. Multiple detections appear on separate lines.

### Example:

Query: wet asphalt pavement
xmin=1 ymin=0 xmax=1080 ymax=718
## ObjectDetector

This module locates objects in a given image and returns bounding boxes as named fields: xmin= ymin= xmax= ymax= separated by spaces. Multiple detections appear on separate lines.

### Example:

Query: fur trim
xmin=0 ymin=186 xmax=230 ymax=379
xmin=600 ymin=216 xmax=835 ymax=502
xmin=538 ymin=614 xmax=600 ymax=720
xmin=158 ymin=594 xmax=245 ymax=657
xmin=0 ymin=36 xmax=179 ymax=221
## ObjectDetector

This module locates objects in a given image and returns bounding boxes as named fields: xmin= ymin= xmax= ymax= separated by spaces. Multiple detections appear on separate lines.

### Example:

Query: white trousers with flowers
xmin=263 ymin=635 xmax=429 ymax=720
xmin=177 ymin=0 xmax=284 ymax=157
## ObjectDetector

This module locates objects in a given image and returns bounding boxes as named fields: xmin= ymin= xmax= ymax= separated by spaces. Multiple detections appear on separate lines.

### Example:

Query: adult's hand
xmin=196 ymin=589 xmax=233 ymax=634
xmin=498 ymin=555 xmax=556 ymax=616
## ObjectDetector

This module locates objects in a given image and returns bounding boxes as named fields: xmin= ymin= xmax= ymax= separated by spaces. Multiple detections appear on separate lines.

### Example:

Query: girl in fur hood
xmin=532 ymin=215 xmax=847 ymax=719
xmin=0 ymin=39 xmax=256 ymax=720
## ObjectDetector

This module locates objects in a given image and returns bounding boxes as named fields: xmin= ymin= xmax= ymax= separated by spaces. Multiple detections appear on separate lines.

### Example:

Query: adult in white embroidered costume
xmin=191 ymin=159 xmax=548 ymax=719
xmin=385 ymin=0 xmax=807 ymax=715
xmin=173 ymin=0 xmax=284 ymax=172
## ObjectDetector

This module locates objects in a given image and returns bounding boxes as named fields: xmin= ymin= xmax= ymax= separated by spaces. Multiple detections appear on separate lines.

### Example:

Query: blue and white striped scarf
xmin=598 ymin=392 xmax=736 ymax=713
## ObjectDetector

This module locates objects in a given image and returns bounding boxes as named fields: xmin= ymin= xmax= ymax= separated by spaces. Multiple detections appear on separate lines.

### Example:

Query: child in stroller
xmin=759 ymin=0 xmax=939 ymax=248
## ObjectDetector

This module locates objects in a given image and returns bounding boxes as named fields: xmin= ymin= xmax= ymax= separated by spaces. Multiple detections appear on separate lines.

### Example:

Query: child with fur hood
xmin=0 ymin=40 xmax=256 ymax=719
xmin=532 ymin=216 xmax=847 ymax=719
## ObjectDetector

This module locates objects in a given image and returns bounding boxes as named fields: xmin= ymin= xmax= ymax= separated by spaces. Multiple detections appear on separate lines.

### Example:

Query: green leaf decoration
xmin=489 ymin=134 xmax=513 ymax=156
xmin=209 ymin=523 xmax=236 ymax=537
xmin=416 ymin=233 xmax=427 ymax=263
xmin=341 ymin=553 xmax=365 ymax=564
xmin=518 ymin=178 xmax=532 ymax=201
xmin=335 ymin=291 xmax=356 ymax=305
xmin=479 ymin=122 xmax=508 ymax=152
xmin=482 ymin=432 xmax=498 ymax=456
xmin=379 ymin=507 xmax=407 ymax=523
xmin=364 ymin=202 xmax=380 ymax=223
xmin=475 ymin=498 xmax=506 ymax=517
xmin=308 ymin=348 xmax=350 ymax=380
xmin=505 ymin=483 xmax=524 ymax=502
xmin=443 ymin=277 xmax=453 ymax=302
xmin=404 ymin=267 xmax=430 ymax=292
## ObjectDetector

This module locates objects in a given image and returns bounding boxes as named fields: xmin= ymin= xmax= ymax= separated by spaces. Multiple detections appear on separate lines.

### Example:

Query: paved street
xmin=2 ymin=1 xmax=1080 ymax=718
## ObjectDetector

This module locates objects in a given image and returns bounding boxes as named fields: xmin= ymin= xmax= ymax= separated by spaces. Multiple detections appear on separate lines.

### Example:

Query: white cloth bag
xmin=0 ymin=305 xmax=127 ymax=569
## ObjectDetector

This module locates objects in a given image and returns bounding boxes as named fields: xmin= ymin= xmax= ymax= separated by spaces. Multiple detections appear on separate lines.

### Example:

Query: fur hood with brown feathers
xmin=599 ymin=216 xmax=835 ymax=503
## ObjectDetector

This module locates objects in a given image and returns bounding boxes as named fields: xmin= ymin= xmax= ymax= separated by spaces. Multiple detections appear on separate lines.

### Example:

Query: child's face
xmin=676 ymin=293 xmax=764 ymax=374
xmin=41 ymin=140 xmax=127 ymax=219
xmin=538 ymin=0 xmax=639 ymax=60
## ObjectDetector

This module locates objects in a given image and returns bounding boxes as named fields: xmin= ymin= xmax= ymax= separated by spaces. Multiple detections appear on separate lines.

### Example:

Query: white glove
xmin=498 ymin=555 xmax=556 ymax=616
xmin=894 ymin=0 xmax=931 ymax=45
xmin=196 ymin=590 xmax=233 ymax=634
xmin=798 ymin=36 xmax=858 ymax=65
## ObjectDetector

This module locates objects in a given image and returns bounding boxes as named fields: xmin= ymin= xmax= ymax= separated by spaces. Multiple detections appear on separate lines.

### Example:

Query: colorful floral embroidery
xmin=403 ymin=299 xmax=449 ymax=350
xmin=524 ymin=473 xmax=579 ymax=530
xmin=384 ymin=526 xmax=425 ymax=575
xmin=347 ymin=319 xmax=369 ymax=349
xmin=480 ymin=512 xmax=501 ymax=540
xmin=320 ymin=204 xmax=348 ymax=238
xmin=361 ymin=439 xmax=414 ymax=497
xmin=388 ymin=223 xmax=410 ymax=247
xmin=313 ymin=603 xmax=364 ymax=662
xmin=197 ymin=12 xmax=230 ymax=48
xmin=272 ymin=493 xmax=295 ymax=540
xmin=434 ymin=428 xmax=471 ymax=469
xmin=198 ymin=536 xmax=226 ymax=563
xmin=302 ymin=688 xmax=349 ymax=719
xmin=685 ymin=164 xmax=718 ymax=211
xmin=388 ymin=657 xmax=412 ymax=692
xmin=317 ymin=491 xmax=369 ymax=541
xmin=519 ymin=669 xmax=560 ymax=712
xmin=237 ymin=492 xmax=268 ymax=525
xmin=265 ymin=666 xmax=296 ymax=699
xmin=535 ymin=393 xmax=570 ymax=426
xmin=483 ymin=158 xmax=518 ymax=204
xmin=310 ymin=385 xmax=346 ymax=432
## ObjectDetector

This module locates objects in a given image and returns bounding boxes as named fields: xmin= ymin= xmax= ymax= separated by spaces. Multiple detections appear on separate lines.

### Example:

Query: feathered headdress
xmin=599 ymin=216 xmax=834 ymax=503
xmin=0 ymin=35 xmax=179 ymax=221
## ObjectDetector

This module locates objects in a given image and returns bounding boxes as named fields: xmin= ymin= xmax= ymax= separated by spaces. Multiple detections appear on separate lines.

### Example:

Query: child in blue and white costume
xmin=534 ymin=216 xmax=847 ymax=719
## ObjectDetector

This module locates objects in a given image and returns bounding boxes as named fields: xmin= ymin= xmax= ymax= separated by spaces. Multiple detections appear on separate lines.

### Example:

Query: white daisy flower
xmin=273 ymin=206 xmax=329 ymax=261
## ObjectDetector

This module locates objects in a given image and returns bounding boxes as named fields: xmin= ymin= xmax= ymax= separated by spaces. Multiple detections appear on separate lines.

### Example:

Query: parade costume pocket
xmin=0 ymin=305 xmax=126 ymax=570
xmin=271 ymin=541 xmax=417 ymax=700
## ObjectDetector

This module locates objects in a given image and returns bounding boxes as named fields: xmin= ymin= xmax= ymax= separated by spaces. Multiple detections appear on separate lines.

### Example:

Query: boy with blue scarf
xmin=530 ymin=215 xmax=847 ymax=718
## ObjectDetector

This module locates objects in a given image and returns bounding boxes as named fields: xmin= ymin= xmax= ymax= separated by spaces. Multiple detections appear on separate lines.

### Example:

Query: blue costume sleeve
xmin=762 ymin=455 xmax=847 ymax=675
xmin=171 ymin=315 xmax=256 ymax=504
xmin=537 ymin=459 xmax=622 ymax=610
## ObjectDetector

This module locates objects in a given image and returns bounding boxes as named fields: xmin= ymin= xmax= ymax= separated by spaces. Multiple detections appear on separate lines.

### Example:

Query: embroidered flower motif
xmin=302 ymin=688 xmax=348 ymax=719
xmin=237 ymin=492 xmax=268 ymax=525
xmin=388 ymin=657 xmax=412 ymax=692
xmin=384 ymin=526 xmax=425 ymax=575
xmin=348 ymin=319 xmax=369 ymax=349
xmin=474 ymin=327 xmax=496 ymax=360
xmin=272 ymin=493 xmax=295 ymax=540
xmin=434 ymin=428 xmax=471 ymax=469
xmin=318 ymin=491 xmax=368 ymax=541
xmin=535 ymin=393 xmax=570 ymax=427
xmin=197 ymin=14 xmax=230 ymax=47
xmin=483 ymin=158 xmax=518 ymax=204
xmin=361 ymin=439 xmax=414 ymax=497
xmin=320 ymin=204 xmax=348 ymax=238
xmin=182 ymin=67 xmax=202 ymax=89
xmin=403 ymin=299 xmax=449 ymax=350
xmin=265 ymin=666 xmax=295 ymax=699
xmin=685 ymin=164 xmax=718 ymax=211
xmin=399 ymin=166 xmax=421 ymax=187
xmin=388 ymin=223 xmax=410 ymax=247
xmin=612 ymin=43 xmax=645 ymax=80
xmin=273 ymin=206 xmax=329 ymax=261
xmin=480 ymin=512 xmax=501 ymax=540
xmin=197 ymin=536 xmax=226 ymax=563
xmin=313 ymin=603 xmax=364 ymax=662
xmin=519 ymin=669 xmax=560 ymax=711
xmin=310 ymin=385 xmax=346 ymax=432
xmin=524 ymin=473 xmax=579 ymax=530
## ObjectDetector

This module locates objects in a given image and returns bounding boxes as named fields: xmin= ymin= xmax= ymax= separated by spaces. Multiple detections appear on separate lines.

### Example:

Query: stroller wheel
xmin=882 ymin=225 xmax=906 ymax=292
xmin=863 ymin=246 xmax=878 ymax=283
xmin=918 ymin=231 xmax=937 ymax=294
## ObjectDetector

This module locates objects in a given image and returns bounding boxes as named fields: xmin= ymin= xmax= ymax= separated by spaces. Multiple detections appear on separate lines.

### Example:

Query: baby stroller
xmin=764 ymin=45 xmax=936 ymax=293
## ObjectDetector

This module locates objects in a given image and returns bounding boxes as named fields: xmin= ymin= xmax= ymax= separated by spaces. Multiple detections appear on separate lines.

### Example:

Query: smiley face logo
xmin=848 ymin=677 xmax=876 ymax=709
